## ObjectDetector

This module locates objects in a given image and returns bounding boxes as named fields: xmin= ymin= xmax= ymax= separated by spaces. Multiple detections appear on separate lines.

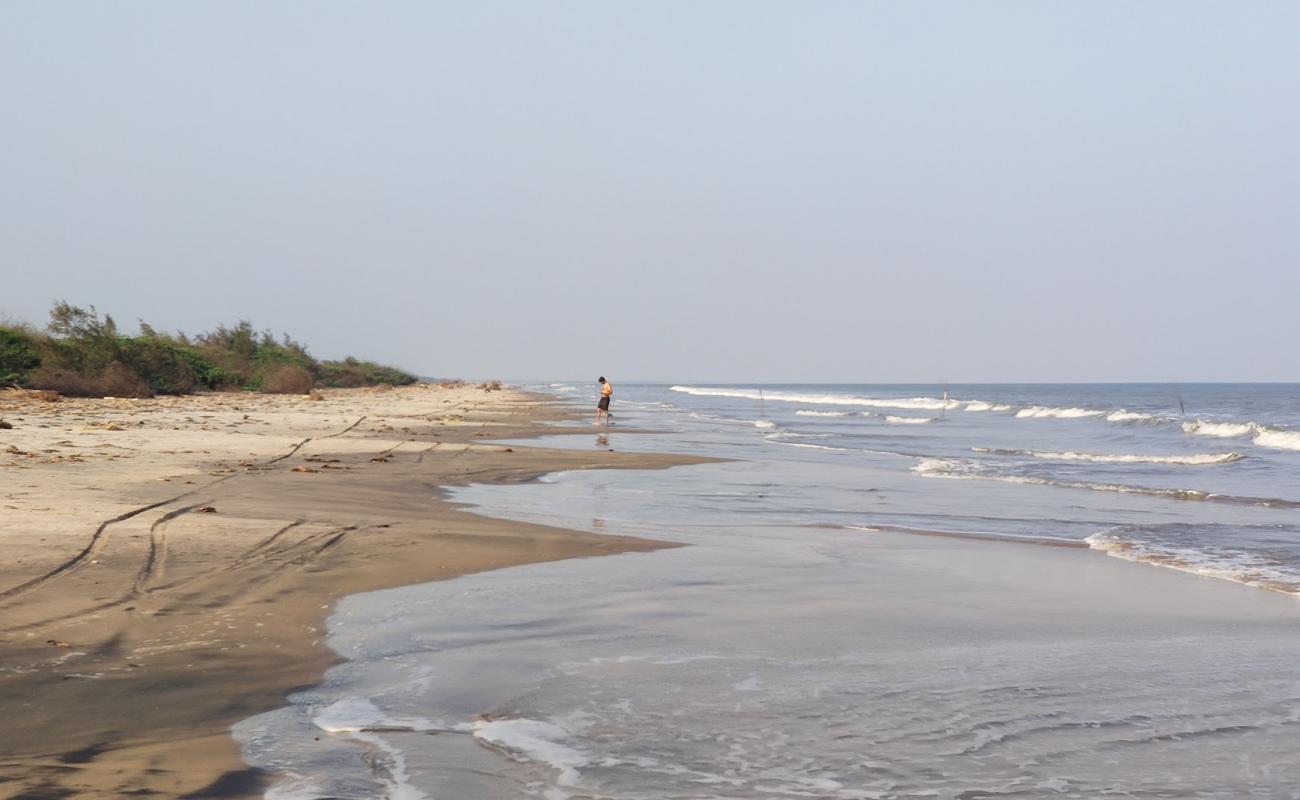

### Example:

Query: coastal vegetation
xmin=0 ymin=302 xmax=417 ymax=397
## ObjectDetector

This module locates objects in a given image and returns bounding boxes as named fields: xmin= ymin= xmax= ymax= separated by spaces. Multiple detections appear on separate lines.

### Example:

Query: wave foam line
xmin=885 ymin=415 xmax=937 ymax=425
xmin=473 ymin=718 xmax=590 ymax=788
xmin=844 ymin=524 xmax=1086 ymax=548
xmin=1086 ymin=528 xmax=1300 ymax=596
xmin=1182 ymin=419 xmax=1258 ymax=438
xmin=913 ymin=459 xmax=1300 ymax=508
xmin=972 ymin=448 xmax=1246 ymax=465
xmin=1182 ymin=420 xmax=1300 ymax=451
xmin=669 ymin=386 xmax=960 ymax=410
xmin=1253 ymin=428 xmax=1300 ymax=451
xmin=768 ymin=439 xmax=857 ymax=452
xmin=964 ymin=401 xmax=1014 ymax=412
xmin=795 ymin=410 xmax=850 ymax=417
xmin=1014 ymin=406 xmax=1105 ymax=419
xmin=1107 ymin=410 xmax=1163 ymax=423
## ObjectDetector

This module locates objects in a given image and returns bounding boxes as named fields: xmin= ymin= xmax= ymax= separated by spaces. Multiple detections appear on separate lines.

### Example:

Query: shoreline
xmin=0 ymin=385 xmax=718 ymax=799
xmin=264 ymin=457 xmax=1300 ymax=798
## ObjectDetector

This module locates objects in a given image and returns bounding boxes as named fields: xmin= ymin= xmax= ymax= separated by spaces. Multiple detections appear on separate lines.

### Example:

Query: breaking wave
xmin=1106 ymin=410 xmax=1162 ymax=423
xmin=1182 ymin=420 xmax=1258 ymax=438
xmin=1181 ymin=420 xmax=1300 ymax=451
xmin=964 ymin=401 xmax=1014 ymax=412
xmin=1015 ymin=406 xmax=1105 ymax=419
xmin=912 ymin=459 xmax=1299 ymax=509
xmin=668 ymin=387 xmax=1300 ymax=451
xmin=669 ymin=386 xmax=959 ymax=411
xmin=1253 ymin=428 xmax=1300 ymax=451
xmin=1086 ymin=524 xmax=1300 ymax=596
xmin=972 ymin=448 xmax=1246 ymax=465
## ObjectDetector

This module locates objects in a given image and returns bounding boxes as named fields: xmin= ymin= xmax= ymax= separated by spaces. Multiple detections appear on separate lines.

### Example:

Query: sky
xmin=2 ymin=2 xmax=1297 ymax=383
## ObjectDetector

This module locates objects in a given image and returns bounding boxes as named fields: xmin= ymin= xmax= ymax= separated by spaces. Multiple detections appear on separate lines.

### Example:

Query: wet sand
xmin=0 ymin=385 xmax=715 ymax=799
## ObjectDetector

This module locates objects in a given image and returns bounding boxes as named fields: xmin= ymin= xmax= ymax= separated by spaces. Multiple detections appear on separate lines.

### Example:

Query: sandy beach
xmin=5 ymin=383 xmax=1299 ymax=798
xmin=0 ymin=385 xmax=714 ymax=799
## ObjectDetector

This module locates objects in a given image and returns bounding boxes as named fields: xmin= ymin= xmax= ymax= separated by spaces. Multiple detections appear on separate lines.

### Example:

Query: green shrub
xmin=6 ymin=302 xmax=417 ymax=397
xmin=0 ymin=328 xmax=40 ymax=384
xmin=117 ymin=337 xmax=197 ymax=395
xmin=318 ymin=357 xmax=417 ymax=388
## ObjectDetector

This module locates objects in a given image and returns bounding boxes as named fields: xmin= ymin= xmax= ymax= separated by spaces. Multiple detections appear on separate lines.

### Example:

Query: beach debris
xmin=291 ymin=466 xmax=319 ymax=473
xmin=197 ymin=506 xmax=217 ymax=513
xmin=83 ymin=421 xmax=124 ymax=431
xmin=306 ymin=391 xmax=324 ymax=401
xmin=0 ymin=419 xmax=12 ymax=429
xmin=369 ymin=456 xmax=389 ymax=463
xmin=46 ymin=639 xmax=71 ymax=648
xmin=0 ymin=388 xmax=60 ymax=403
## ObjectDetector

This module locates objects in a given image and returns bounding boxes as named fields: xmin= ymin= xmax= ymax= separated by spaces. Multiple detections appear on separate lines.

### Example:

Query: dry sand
xmin=0 ymin=385 xmax=715 ymax=799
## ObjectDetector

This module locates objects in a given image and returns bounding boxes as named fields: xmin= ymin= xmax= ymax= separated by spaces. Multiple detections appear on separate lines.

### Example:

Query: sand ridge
xmin=0 ymin=385 xmax=715 ymax=799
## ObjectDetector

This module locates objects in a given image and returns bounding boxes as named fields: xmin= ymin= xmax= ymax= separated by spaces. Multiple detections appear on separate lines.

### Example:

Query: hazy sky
xmin=3 ymin=2 xmax=1297 ymax=382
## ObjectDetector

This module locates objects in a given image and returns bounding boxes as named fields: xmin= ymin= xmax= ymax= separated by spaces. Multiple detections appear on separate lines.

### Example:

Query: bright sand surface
xmin=0 ymin=385 xmax=714 ymax=798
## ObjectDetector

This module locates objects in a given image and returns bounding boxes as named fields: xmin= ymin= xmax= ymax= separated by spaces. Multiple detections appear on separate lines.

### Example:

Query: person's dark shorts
xmin=598 ymin=396 xmax=610 ymax=411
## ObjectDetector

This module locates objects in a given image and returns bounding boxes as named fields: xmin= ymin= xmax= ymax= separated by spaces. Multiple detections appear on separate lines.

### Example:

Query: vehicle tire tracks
xmin=0 ymin=415 xmax=367 ymax=607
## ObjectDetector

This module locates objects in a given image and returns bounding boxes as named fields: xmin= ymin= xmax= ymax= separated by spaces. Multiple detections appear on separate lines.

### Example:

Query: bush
xmin=5 ymin=302 xmax=418 ymax=397
xmin=118 ymin=337 xmax=196 ymax=395
xmin=26 ymin=362 xmax=152 ymax=398
xmin=317 ymin=356 xmax=417 ymax=388
xmin=261 ymin=364 xmax=315 ymax=394
xmin=0 ymin=328 xmax=40 ymax=385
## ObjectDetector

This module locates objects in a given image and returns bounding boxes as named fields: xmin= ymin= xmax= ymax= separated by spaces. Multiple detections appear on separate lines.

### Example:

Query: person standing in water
xmin=595 ymin=376 xmax=613 ymax=426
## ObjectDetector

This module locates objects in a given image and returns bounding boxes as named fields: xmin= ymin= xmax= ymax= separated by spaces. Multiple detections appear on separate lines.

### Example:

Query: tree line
xmin=0 ymin=302 xmax=416 ymax=397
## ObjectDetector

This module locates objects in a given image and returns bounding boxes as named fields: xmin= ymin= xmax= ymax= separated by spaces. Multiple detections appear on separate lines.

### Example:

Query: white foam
xmin=1182 ymin=419 xmax=1257 ymax=438
xmin=753 ymin=420 xmax=777 ymax=429
xmin=1086 ymin=530 xmax=1300 ymax=596
xmin=1253 ymin=427 xmax=1300 ymax=451
xmin=1014 ymin=406 xmax=1105 ymax=419
xmin=266 ymin=778 xmax=332 ymax=800
xmin=765 ymin=430 xmax=832 ymax=441
xmin=312 ymin=697 xmax=388 ymax=733
xmin=472 ymin=718 xmax=590 ymax=788
xmin=351 ymin=731 xmax=431 ymax=800
xmin=885 ymin=415 xmax=936 ymax=425
xmin=912 ymin=459 xmax=1239 ymax=504
xmin=972 ymin=448 xmax=1245 ymax=465
xmin=668 ymin=386 xmax=960 ymax=411
xmin=795 ymin=410 xmax=850 ymax=417
xmin=304 ymin=698 xmax=441 ymax=800
xmin=1106 ymin=410 xmax=1160 ymax=423
xmin=769 ymin=440 xmax=855 ymax=453
xmin=311 ymin=697 xmax=443 ymax=735
xmin=963 ymin=401 xmax=1012 ymax=412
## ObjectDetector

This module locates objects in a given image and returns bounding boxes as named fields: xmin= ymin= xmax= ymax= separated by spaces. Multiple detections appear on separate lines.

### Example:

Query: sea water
xmin=236 ymin=384 xmax=1300 ymax=799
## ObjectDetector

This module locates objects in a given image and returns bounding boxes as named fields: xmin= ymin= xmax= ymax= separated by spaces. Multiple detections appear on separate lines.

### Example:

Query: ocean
xmin=235 ymin=383 xmax=1300 ymax=799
